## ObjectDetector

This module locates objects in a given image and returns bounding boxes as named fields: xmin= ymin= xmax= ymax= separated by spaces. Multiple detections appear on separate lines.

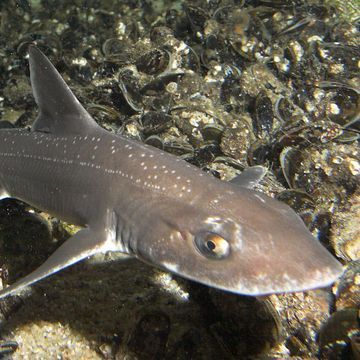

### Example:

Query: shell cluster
xmin=0 ymin=0 xmax=359 ymax=358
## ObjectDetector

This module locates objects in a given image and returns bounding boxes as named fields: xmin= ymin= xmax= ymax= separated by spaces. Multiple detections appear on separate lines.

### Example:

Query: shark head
xmin=135 ymin=181 xmax=343 ymax=296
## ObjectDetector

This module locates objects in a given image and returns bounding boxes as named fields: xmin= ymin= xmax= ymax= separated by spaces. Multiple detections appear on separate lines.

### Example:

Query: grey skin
xmin=0 ymin=46 xmax=342 ymax=299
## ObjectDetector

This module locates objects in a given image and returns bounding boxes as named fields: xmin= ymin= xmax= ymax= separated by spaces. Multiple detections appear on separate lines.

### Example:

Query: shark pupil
xmin=194 ymin=232 xmax=230 ymax=260
xmin=207 ymin=240 xmax=216 ymax=251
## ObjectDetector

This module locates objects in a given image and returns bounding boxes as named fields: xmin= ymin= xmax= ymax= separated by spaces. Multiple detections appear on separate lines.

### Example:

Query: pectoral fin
xmin=0 ymin=227 xmax=111 ymax=299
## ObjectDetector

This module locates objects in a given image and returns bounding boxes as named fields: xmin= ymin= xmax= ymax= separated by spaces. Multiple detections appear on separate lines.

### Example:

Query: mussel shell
xmin=213 ymin=156 xmax=244 ymax=170
xmin=220 ymin=120 xmax=252 ymax=162
xmin=116 ymin=69 xmax=143 ymax=113
xmin=141 ymin=71 xmax=184 ymax=94
xmin=326 ymin=87 xmax=359 ymax=126
xmin=202 ymin=123 xmax=224 ymax=142
xmin=144 ymin=135 xmax=164 ymax=150
xmin=102 ymin=38 xmax=131 ymax=63
xmin=247 ymin=140 xmax=272 ymax=166
xmin=334 ymin=260 xmax=360 ymax=309
xmin=87 ymin=104 xmax=122 ymax=122
xmin=208 ymin=293 xmax=282 ymax=357
xmin=69 ymin=57 xmax=93 ymax=84
xmin=136 ymin=49 xmax=169 ymax=75
xmin=150 ymin=26 xmax=174 ymax=43
xmin=279 ymin=147 xmax=303 ymax=188
xmin=185 ymin=5 xmax=208 ymax=30
xmin=140 ymin=111 xmax=172 ymax=135
xmin=335 ymin=129 xmax=360 ymax=143
xmin=163 ymin=141 xmax=194 ymax=156
xmin=193 ymin=144 xmax=222 ymax=167
xmin=318 ymin=308 xmax=360 ymax=359
xmin=124 ymin=310 xmax=170 ymax=359
xmin=274 ymin=97 xmax=294 ymax=123
xmin=276 ymin=189 xmax=315 ymax=214
xmin=252 ymin=92 xmax=274 ymax=138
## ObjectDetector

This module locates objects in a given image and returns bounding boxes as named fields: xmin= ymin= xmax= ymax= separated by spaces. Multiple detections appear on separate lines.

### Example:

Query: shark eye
xmin=194 ymin=232 xmax=230 ymax=259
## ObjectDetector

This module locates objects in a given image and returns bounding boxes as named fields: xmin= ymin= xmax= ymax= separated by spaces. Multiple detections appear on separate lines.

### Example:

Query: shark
xmin=0 ymin=46 xmax=343 ymax=299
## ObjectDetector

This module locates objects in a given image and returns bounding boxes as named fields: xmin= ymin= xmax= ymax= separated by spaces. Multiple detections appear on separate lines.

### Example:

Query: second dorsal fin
xmin=230 ymin=166 xmax=267 ymax=188
xmin=29 ymin=46 xmax=101 ymax=135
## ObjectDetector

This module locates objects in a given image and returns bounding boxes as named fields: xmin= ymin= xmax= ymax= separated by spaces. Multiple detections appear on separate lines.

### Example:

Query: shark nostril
xmin=194 ymin=232 xmax=230 ymax=260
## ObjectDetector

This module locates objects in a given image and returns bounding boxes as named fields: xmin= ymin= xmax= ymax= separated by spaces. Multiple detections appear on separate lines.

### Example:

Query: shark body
xmin=0 ymin=46 xmax=342 ymax=298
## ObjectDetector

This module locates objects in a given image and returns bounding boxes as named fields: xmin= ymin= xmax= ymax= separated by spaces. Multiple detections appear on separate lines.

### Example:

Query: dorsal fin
xmin=29 ymin=46 xmax=101 ymax=135
xmin=230 ymin=166 xmax=267 ymax=188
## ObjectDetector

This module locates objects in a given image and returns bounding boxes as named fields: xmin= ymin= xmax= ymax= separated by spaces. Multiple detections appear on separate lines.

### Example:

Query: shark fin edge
xmin=28 ymin=46 xmax=101 ymax=136
xmin=0 ymin=227 xmax=110 ymax=299
xmin=229 ymin=165 xmax=267 ymax=188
